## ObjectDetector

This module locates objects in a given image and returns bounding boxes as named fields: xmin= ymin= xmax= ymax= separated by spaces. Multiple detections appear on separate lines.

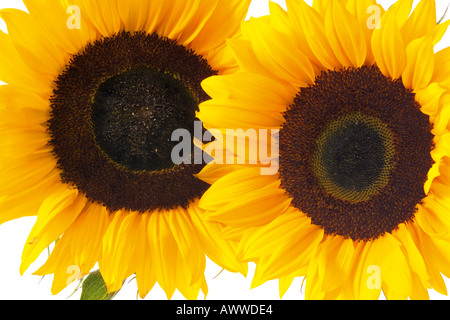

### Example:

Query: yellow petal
xmin=226 ymin=38 xmax=277 ymax=80
xmin=381 ymin=246 xmax=412 ymax=299
xmin=415 ymin=83 xmax=447 ymax=120
xmin=201 ymin=72 xmax=296 ymax=112
xmin=206 ymin=186 xmax=289 ymax=228
xmin=417 ymin=225 xmax=450 ymax=278
xmin=371 ymin=11 xmax=406 ymax=79
xmin=20 ymin=189 xmax=85 ymax=274
xmin=189 ymin=202 xmax=247 ymax=276
xmin=147 ymin=212 xmax=178 ymax=299
xmin=317 ymin=236 xmax=355 ymax=292
xmin=432 ymin=20 xmax=450 ymax=46
xmin=0 ymin=84 xmax=49 ymax=113
xmin=433 ymin=47 xmax=450 ymax=89
xmin=268 ymin=1 xmax=292 ymax=35
xmin=401 ymin=0 xmax=436 ymax=45
xmin=72 ymin=0 xmax=121 ymax=37
xmin=0 ymin=127 xmax=49 ymax=158
xmin=132 ymin=213 xmax=157 ymax=298
xmin=198 ymin=99 xmax=284 ymax=130
xmin=0 ymin=152 xmax=57 ymax=196
xmin=238 ymin=212 xmax=312 ymax=261
xmin=255 ymin=225 xmax=323 ymax=282
xmin=313 ymin=0 xmax=347 ymax=14
xmin=294 ymin=0 xmax=341 ymax=70
xmin=199 ymin=167 xmax=279 ymax=210
xmin=345 ymin=0 xmax=384 ymax=65
xmin=0 ymin=170 xmax=61 ymax=225
xmin=0 ymin=31 xmax=51 ymax=94
xmin=35 ymin=203 xmax=110 ymax=294
xmin=218 ymin=225 xmax=248 ymax=242
xmin=352 ymin=234 xmax=400 ymax=299
xmin=408 ymin=223 xmax=448 ymax=295
xmin=197 ymin=162 xmax=248 ymax=185
xmin=305 ymin=253 xmax=325 ymax=300
xmin=433 ymin=94 xmax=450 ymax=137
xmin=279 ymin=272 xmax=301 ymax=299
xmin=23 ymin=0 xmax=97 ymax=54
xmin=242 ymin=17 xmax=315 ymax=87
xmin=189 ymin=0 xmax=251 ymax=56
xmin=392 ymin=224 xmax=429 ymax=287
xmin=177 ymin=0 xmax=219 ymax=46
xmin=402 ymin=36 xmax=434 ymax=91
xmin=416 ymin=201 xmax=450 ymax=240
xmin=175 ymin=252 xmax=205 ymax=300
xmin=167 ymin=208 xmax=205 ymax=285
xmin=324 ymin=1 xmax=367 ymax=68
xmin=118 ymin=0 xmax=202 ymax=38
xmin=0 ymin=8 xmax=64 ymax=78
xmin=389 ymin=0 xmax=414 ymax=28
xmin=101 ymin=211 xmax=151 ymax=293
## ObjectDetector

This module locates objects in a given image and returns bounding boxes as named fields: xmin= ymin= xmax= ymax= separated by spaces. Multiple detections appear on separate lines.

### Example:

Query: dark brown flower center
xmin=92 ymin=67 xmax=198 ymax=172
xmin=279 ymin=66 xmax=435 ymax=241
xmin=312 ymin=112 xmax=396 ymax=203
xmin=48 ymin=31 xmax=217 ymax=213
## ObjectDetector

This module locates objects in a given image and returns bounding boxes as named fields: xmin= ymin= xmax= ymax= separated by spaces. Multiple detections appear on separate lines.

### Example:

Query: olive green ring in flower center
xmin=312 ymin=112 xmax=396 ymax=203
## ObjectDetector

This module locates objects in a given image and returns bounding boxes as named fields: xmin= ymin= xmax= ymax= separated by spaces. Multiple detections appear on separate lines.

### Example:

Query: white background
xmin=0 ymin=0 xmax=449 ymax=300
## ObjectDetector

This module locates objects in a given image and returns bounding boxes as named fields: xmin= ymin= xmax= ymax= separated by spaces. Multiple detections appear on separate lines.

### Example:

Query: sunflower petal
xmin=294 ymin=0 xmax=341 ymax=70
xmin=324 ymin=1 xmax=367 ymax=68
xmin=20 ymin=190 xmax=85 ymax=274
xmin=402 ymin=36 xmax=434 ymax=91
xmin=317 ymin=236 xmax=355 ymax=292
xmin=371 ymin=10 xmax=406 ymax=79
xmin=433 ymin=47 xmax=450 ymax=89
xmin=167 ymin=208 xmax=206 ymax=285
xmin=189 ymin=203 xmax=247 ymax=276
xmin=35 ymin=204 xmax=110 ymax=294
xmin=401 ymin=0 xmax=437 ymax=45
xmin=242 ymin=17 xmax=315 ymax=87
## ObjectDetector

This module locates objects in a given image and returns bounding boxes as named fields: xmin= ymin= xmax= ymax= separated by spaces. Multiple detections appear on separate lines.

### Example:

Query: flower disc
xmin=312 ymin=112 xmax=396 ymax=203
xmin=279 ymin=66 xmax=434 ymax=241
xmin=49 ymin=32 xmax=215 ymax=213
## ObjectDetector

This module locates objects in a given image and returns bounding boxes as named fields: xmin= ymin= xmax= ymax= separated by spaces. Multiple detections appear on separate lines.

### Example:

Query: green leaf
xmin=80 ymin=270 xmax=120 ymax=300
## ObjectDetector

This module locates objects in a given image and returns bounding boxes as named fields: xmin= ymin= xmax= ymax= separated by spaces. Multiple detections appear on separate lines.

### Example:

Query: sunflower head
xmin=0 ymin=0 xmax=251 ymax=299
xmin=198 ymin=0 xmax=450 ymax=299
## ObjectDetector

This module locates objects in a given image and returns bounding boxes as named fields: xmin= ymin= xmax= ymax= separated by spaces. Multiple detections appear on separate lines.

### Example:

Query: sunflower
xmin=0 ymin=0 xmax=250 ymax=299
xmin=197 ymin=0 xmax=450 ymax=299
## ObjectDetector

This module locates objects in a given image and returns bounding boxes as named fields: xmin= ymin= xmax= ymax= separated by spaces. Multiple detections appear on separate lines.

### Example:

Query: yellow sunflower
xmin=197 ymin=0 xmax=450 ymax=299
xmin=0 ymin=0 xmax=250 ymax=299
